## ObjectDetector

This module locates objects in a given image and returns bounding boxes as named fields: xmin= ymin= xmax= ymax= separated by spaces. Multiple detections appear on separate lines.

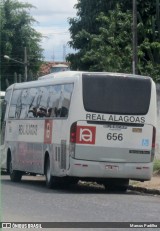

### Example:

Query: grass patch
xmin=153 ymin=159 xmax=160 ymax=173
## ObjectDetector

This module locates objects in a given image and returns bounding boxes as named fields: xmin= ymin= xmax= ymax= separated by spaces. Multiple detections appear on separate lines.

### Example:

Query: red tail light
xmin=152 ymin=126 xmax=156 ymax=148
xmin=70 ymin=122 xmax=77 ymax=158
xmin=70 ymin=122 xmax=77 ymax=143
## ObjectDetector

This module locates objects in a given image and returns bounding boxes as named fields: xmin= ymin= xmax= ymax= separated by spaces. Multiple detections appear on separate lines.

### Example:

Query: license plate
xmin=105 ymin=165 xmax=119 ymax=171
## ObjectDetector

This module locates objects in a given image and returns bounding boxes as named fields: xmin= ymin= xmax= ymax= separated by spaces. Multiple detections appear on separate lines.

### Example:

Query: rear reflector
xmin=70 ymin=122 xmax=77 ymax=143
xmin=151 ymin=126 xmax=156 ymax=162
xmin=152 ymin=126 xmax=156 ymax=148
xmin=69 ymin=122 xmax=77 ymax=158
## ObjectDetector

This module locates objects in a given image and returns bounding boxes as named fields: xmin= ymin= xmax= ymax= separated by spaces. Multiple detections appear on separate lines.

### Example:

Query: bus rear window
xmin=82 ymin=74 xmax=151 ymax=115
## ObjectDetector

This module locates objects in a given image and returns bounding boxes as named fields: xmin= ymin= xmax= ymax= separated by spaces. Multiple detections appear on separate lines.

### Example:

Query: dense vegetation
xmin=153 ymin=159 xmax=160 ymax=173
xmin=0 ymin=0 xmax=43 ymax=90
xmin=67 ymin=0 xmax=160 ymax=82
xmin=1 ymin=0 xmax=159 ymax=90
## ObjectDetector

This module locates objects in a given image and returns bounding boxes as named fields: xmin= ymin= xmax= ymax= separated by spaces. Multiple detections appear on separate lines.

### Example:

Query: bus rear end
xmin=68 ymin=73 xmax=157 ymax=188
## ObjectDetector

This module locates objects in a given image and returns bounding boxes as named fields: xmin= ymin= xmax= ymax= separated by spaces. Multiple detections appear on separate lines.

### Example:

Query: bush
xmin=153 ymin=160 xmax=160 ymax=173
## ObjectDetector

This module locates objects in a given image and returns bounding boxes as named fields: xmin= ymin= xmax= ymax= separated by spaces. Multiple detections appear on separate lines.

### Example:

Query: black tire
xmin=8 ymin=155 xmax=22 ymax=182
xmin=61 ymin=177 xmax=79 ymax=188
xmin=29 ymin=173 xmax=37 ymax=176
xmin=104 ymin=179 xmax=129 ymax=192
xmin=45 ymin=157 xmax=57 ymax=189
xmin=67 ymin=178 xmax=79 ymax=185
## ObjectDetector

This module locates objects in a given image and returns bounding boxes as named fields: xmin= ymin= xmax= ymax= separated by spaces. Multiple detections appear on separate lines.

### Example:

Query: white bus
xmin=1 ymin=71 xmax=157 ymax=191
xmin=0 ymin=91 xmax=5 ymax=100
xmin=50 ymin=64 xmax=69 ymax=73
xmin=1 ymin=91 xmax=5 ymax=137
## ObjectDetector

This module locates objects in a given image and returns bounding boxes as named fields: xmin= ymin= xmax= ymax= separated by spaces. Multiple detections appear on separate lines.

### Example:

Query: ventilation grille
xmin=61 ymin=140 xmax=66 ymax=169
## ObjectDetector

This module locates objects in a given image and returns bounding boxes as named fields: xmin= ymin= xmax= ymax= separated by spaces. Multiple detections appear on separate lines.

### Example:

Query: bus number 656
xmin=106 ymin=133 xmax=123 ymax=141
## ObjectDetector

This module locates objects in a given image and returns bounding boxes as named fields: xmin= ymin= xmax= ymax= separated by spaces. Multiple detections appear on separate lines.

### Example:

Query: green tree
xmin=137 ymin=0 xmax=160 ymax=81
xmin=82 ymin=5 xmax=132 ymax=72
xmin=67 ymin=0 xmax=119 ymax=70
xmin=0 ymin=0 xmax=43 ymax=90
xmin=67 ymin=0 xmax=160 ymax=81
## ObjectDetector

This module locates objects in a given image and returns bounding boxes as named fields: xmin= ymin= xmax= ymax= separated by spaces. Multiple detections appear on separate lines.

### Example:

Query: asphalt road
xmin=1 ymin=175 xmax=160 ymax=231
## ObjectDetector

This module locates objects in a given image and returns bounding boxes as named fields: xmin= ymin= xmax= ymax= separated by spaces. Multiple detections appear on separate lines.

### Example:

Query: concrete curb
xmin=128 ymin=185 xmax=160 ymax=195
xmin=80 ymin=181 xmax=160 ymax=195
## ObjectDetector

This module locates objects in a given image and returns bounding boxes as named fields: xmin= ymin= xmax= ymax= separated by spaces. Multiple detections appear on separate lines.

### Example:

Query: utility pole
xmin=24 ymin=47 xmax=28 ymax=81
xmin=133 ymin=0 xmax=138 ymax=74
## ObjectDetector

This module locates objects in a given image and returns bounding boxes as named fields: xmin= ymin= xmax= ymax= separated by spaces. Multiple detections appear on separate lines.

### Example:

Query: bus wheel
xmin=45 ymin=157 xmax=56 ymax=189
xmin=104 ymin=179 xmax=129 ymax=192
xmin=8 ymin=155 xmax=22 ymax=182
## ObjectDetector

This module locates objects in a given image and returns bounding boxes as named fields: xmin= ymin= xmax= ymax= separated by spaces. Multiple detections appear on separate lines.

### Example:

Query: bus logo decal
xmin=76 ymin=126 xmax=96 ymax=144
xmin=142 ymin=139 xmax=149 ymax=147
xmin=44 ymin=120 xmax=53 ymax=144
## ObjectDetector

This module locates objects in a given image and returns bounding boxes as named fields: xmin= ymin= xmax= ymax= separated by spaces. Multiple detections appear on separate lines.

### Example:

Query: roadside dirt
xmin=131 ymin=174 xmax=160 ymax=190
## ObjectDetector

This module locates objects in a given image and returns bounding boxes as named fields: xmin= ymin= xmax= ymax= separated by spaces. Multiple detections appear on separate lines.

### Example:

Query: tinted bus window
xmin=9 ymin=90 xmax=22 ymax=118
xmin=82 ymin=74 xmax=151 ymax=115
xmin=20 ymin=89 xmax=30 ymax=119
xmin=60 ymin=84 xmax=74 ymax=117
xmin=47 ymin=85 xmax=61 ymax=117
xmin=28 ymin=88 xmax=39 ymax=118
xmin=50 ymin=66 xmax=69 ymax=73
xmin=9 ymin=84 xmax=74 ymax=119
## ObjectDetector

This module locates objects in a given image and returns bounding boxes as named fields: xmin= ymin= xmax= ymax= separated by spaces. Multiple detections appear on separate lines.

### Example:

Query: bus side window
xmin=58 ymin=84 xmax=73 ymax=118
xmin=20 ymin=89 xmax=30 ymax=119
xmin=26 ymin=84 xmax=73 ymax=119
xmin=28 ymin=87 xmax=50 ymax=118
xmin=27 ymin=88 xmax=39 ymax=118
xmin=48 ymin=85 xmax=61 ymax=118
xmin=37 ymin=86 xmax=49 ymax=118
xmin=53 ymin=84 xmax=73 ymax=118
xmin=9 ymin=90 xmax=22 ymax=119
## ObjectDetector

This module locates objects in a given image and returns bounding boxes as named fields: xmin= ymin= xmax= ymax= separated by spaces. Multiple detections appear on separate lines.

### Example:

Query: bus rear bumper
xmin=67 ymin=158 xmax=153 ymax=181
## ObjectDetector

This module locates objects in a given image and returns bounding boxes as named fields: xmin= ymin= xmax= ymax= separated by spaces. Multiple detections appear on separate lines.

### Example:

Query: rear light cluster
xmin=151 ymin=126 xmax=156 ymax=162
xmin=69 ymin=122 xmax=77 ymax=158
xmin=70 ymin=122 xmax=77 ymax=143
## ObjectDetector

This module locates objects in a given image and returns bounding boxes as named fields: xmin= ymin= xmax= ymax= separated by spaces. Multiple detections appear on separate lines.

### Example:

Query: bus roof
xmin=7 ymin=71 xmax=80 ymax=90
xmin=38 ymin=71 xmax=151 ymax=80
xmin=38 ymin=71 xmax=79 ymax=80
xmin=7 ymin=71 xmax=152 ymax=91
xmin=51 ymin=64 xmax=69 ymax=68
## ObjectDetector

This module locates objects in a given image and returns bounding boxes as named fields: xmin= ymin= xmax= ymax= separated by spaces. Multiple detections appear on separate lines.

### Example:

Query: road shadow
xmin=1 ymin=175 xmax=146 ymax=196
xmin=1 ymin=170 xmax=9 ymax=175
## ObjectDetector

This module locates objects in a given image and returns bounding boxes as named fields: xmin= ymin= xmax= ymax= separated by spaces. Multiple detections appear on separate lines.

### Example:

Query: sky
xmin=20 ymin=0 xmax=78 ymax=61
